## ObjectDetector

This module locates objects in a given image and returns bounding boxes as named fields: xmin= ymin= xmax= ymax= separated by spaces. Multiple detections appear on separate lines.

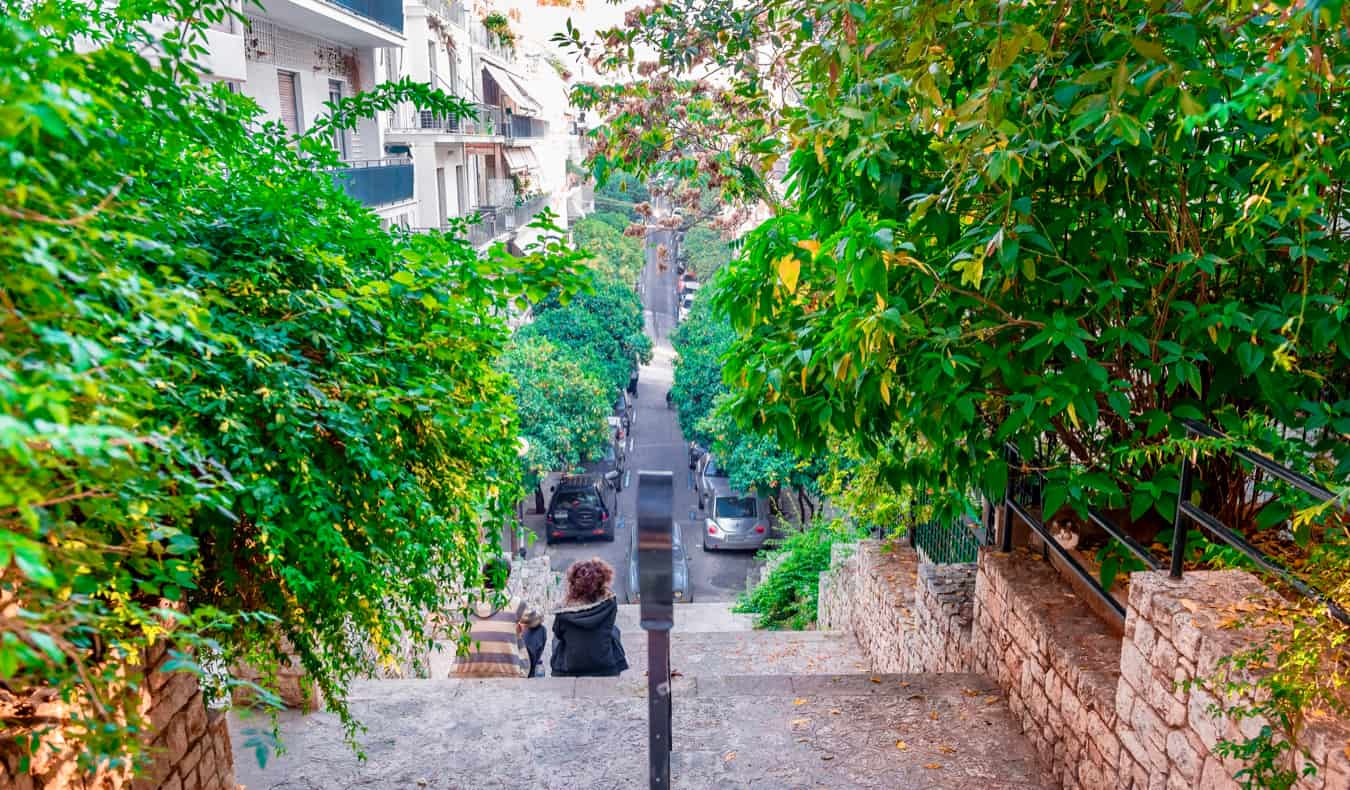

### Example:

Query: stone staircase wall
xmin=818 ymin=539 xmax=1350 ymax=790
xmin=2 ymin=643 xmax=235 ymax=790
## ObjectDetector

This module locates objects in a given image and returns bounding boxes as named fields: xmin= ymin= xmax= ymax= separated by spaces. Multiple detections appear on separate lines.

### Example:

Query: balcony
xmin=504 ymin=114 xmax=549 ymax=140
xmin=330 ymin=157 xmax=414 ymax=207
xmin=410 ymin=194 xmax=551 ymax=248
xmin=386 ymin=103 xmax=503 ymax=138
xmin=246 ymin=0 xmax=403 ymax=47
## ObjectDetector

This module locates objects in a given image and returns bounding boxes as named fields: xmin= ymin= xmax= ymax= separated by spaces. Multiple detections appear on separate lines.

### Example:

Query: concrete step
xmin=614 ymin=602 xmax=756 ymax=633
xmin=231 ymin=673 xmax=1050 ymax=789
xmin=426 ymin=627 xmax=867 ymax=679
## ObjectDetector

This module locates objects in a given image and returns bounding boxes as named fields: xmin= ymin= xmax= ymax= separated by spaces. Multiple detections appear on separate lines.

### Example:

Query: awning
xmin=502 ymin=146 xmax=540 ymax=173
xmin=482 ymin=60 xmax=542 ymax=115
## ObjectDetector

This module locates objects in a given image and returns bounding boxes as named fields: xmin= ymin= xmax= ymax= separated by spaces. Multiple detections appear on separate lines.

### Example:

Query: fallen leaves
xmin=723 ymin=751 xmax=736 ymax=763
xmin=924 ymin=763 xmax=943 ymax=770
xmin=793 ymin=698 xmax=807 ymax=706
xmin=938 ymin=745 xmax=957 ymax=754
xmin=962 ymin=688 xmax=981 ymax=697
xmin=870 ymin=676 xmax=881 ymax=683
xmin=895 ymin=740 xmax=908 ymax=750
xmin=829 ymin=709 xmax=841 ymax=716
xmin=790 ymin=718 xmax=811 ymax=727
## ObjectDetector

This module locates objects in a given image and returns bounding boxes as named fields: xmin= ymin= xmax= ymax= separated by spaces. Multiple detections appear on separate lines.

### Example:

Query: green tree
xmin=681 ymin=225 xmax=731 ymax=281
xmin=571 ymin=215 xmax=644 ymax=286
xmin=1 ymin=0 xmax=582 ymax=770
xmin=499 ymin=337 xmax=611 ymax=476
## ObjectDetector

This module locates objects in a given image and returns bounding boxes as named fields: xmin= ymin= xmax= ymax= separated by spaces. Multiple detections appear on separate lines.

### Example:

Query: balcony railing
xmin=330 ymin=156 xmax=414 ymax=207
xmin=387 ymin=102 xmax=503 ymax=136
xmin=326 ymin=0 xmax=404 ymax=32
xmin=410 ymin=195 xmax=550 ymax=248
xmin=504 ymin=114 xmax=549 ymax=140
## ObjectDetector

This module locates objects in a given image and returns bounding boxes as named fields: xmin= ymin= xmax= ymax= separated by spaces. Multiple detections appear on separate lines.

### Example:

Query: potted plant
xmin=481 ymin=12 xmax=516 ymax=52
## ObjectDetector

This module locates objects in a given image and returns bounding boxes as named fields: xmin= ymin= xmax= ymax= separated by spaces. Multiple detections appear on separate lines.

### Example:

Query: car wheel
xmin=702 ymin=539 xmax=710 ymax=552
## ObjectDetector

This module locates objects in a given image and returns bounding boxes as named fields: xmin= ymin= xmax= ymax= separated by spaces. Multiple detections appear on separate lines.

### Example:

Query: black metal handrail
xmin=1172 ymin=420 xmax=1349 ymax=625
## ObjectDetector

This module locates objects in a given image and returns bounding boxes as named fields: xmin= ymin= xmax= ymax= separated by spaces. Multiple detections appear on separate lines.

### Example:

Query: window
xmin=427 ymin=42 xmax=438 ymax=87
xmin=328 ymin=80 xmax=348 ymax=159
xmin=715 ymin=497 xmax=757 ymax=519
xmin=276 ymin=70 xmax=301 ymax=137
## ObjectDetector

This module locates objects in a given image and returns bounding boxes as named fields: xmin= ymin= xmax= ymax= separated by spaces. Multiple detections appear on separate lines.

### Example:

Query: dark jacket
xmin=549 ymin=595 xmax=628 ymax=677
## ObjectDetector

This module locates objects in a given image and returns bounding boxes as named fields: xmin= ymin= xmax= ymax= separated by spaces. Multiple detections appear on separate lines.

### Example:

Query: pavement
xmin=233 ymin=600 xmax=1050 ymax=790
xmin=520 ymin=227 xmax=757 ymax=603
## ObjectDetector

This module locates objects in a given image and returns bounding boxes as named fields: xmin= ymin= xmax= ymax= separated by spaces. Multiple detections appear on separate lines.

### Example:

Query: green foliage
xmin=589 ymin=210 xmax=631 ymax=233
xmin=681 ymin=225 xmax=731 ymax=281
xmin=523 ymin=277 xmax=651 ymax=395
xmin=571 ymin=215 xmax=644 ymax=286
xmin=579 ymin=0 xmax=1350 ymax=781
xmin=1 ymin=0 xmax=581 ymax=769
xmin=499 ymin=337 xmax=611 ymax=476
xmin=595 ymin=170 xmax=650 ymax=205
xmin=734 ymin=520 xmax=859 ymax=629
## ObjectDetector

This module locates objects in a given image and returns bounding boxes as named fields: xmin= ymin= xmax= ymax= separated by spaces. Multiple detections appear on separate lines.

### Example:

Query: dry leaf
xmin=821 ymin=754 xmax=835 ymax=761
xmin=899 ymin=681 xmax=911 ymax=687
xmin=793 ymin=698 xmax=807 ymax=705
xmin=830 ymin=709 xmax=841 ymax=716
xmin=962 ymin=688 xmax=981 ymax=697
xmin=791 ymin=718 xmax=810 ymax=726
xmin=724 ymin=751 xmax=736 ymax=763
xmin=985 ymin=696 xmax=1000 ymax=704
xmin=870 ymin=676 xmax=881 ymax=683
xmin=938 ymin=745 xmax=957 ymax=754
xmin=895 ymin=740 xmax=908 ymax=750
xmin=1179 ymin=598 xmax=1202 ymax=613
xmin=924 ymin=763 xmax=943 ymax=770
xmin=929 ymin=710 xmax=939 ymax=720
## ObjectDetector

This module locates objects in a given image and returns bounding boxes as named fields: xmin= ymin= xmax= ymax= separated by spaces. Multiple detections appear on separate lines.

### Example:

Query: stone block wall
xmin=819 ymin=539 xmax=1350 ymax=789
xmin=1 ymin=643 xmax=236 ymax=790
xmin=971 ymin=548 xmax=1124 ymax=789
xmin=1117 ymin=571 xmax=1350 ymax=790
xmin=911 ymin=562 xmax=976 ymax=673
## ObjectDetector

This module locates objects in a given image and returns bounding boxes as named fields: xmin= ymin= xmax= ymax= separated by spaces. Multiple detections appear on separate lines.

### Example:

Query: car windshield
xmin=715 ymin=496 xmax=757 ymax=519
xmin=555 ymin=489 xmax=601 ymax=509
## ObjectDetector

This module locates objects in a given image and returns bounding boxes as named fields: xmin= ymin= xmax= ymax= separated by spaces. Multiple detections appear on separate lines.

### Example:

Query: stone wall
xmin=971 ymin=548 xmax=1124 ymax=789
xmin=1116 ymin=571 xmax=1350 ymax=790
xmin=912 ymin=561 xmax=976 ymax=673
xmin=819 ymin=540 xmax=1350 ymax=789
xmin=1 ymin=644 xmax=236 ymax=790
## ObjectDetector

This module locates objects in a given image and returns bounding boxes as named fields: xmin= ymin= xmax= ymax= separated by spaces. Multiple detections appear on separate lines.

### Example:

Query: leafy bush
xmin=499 ymin=337 xmax=611 ymax=476
xmin=735 ymin=522 xmax=858 ymax=630
xmin=682 ymin=225 xmax=731 ymax=281
xmin=1 ymin=0 xmax=581 ymax=769
xmin=571 ymin=215 xmax=644 ymax=286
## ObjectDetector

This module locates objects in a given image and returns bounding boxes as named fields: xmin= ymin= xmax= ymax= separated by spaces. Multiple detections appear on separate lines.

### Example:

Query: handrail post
xmin=1000 ymin=450 xmax=1014 ymax=552
xmin=1170 ymin=453 xmax=1194 ymax=579
xmin=637 ymin=471 xmax=674 ymax=789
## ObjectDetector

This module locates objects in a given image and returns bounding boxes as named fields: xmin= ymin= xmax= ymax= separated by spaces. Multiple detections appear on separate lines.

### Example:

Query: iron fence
xmin=387 ymin=102 xmax=502 ymax=136
xmin=329 ymin=157 xmax=413 ymax=207
xmin=326 ymin=0 xmax=403 ymax=32
xmin=504 ymin=114 xmax=549 ymax=140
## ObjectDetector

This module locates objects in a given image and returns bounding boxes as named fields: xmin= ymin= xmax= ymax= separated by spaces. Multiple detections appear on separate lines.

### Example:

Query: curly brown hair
xmin=564 ymin=557 xmax=614 ymax=605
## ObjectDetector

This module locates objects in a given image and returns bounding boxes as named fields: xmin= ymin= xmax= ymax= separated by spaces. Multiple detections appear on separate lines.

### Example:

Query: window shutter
xmin=277 ymin=71 xmax=300 ymax=137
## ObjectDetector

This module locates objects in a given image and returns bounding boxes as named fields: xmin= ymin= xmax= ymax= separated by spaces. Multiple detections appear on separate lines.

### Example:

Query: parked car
xmin=625 ymin=518 xmax=692 ymax=604
xmin=697 ymin=455 xmax=771 ymax=551
xmin=679 ymin=292 xmax=695 ymax=322
xmin=545 ymin=474 xmax=618 ymax=544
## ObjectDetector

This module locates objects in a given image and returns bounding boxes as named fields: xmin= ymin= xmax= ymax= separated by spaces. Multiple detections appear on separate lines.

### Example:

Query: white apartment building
xmin=198 ymin=0 xmax=585 ymax=247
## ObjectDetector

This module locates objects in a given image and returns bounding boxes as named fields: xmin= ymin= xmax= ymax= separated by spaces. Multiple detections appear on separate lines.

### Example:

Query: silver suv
xmin=696 ymin=455 xmax=771 ymax=551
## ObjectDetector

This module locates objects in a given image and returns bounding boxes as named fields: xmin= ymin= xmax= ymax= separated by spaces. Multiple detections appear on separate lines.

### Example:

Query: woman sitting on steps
xmin=550 ymin=558 xmax=629 ymax=677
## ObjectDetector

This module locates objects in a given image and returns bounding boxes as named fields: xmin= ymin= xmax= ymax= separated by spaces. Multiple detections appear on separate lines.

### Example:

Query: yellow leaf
xmin=797 ymin=239 xmax=821 ymax=256
xmin=1093 ymin=169 xmax=1107 ymax=195
xmin=793 ymin=698 xmax=807 ymax=705
xmin=879 ymin=378 xmax=891 ymax=405
xmin=724 ymin=751 xmax=737 ymax=762
xmin=938 ymin=745 xmax=957 ymax=754
xmin=776 ymin=254 xmax=801 ymax=294
xmin=814 ymin=137 xmax=826 ymax=166
xmin=801 ymin=366 xmax=808 ymax=390
xmin=790 ymin=718 xmax=810 ymax=726
xmin=924 ymin=763 xmax=943 ymax=770
xmin=870 ymin=676 xmax=881 ymax=683
xmin=1066 ymin=402 xmax=1080 ymax=429
xmin=895 ymin=740 xmax=908 ymax=750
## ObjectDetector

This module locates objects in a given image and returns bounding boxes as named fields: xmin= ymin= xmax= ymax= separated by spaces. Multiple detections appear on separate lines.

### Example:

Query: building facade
xmin=200 ymin=0 xmax=584 ymax=246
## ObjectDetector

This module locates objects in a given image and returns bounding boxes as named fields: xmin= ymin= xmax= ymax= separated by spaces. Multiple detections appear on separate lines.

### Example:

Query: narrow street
xmin=524 ymin=228 xmax=757 ymax=602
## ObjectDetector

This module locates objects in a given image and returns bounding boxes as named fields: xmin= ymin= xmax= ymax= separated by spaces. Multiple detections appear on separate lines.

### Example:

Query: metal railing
xmin=905 ymin=489 xmax=987 ymax=564
xmin=329 ymin=156 xmax=413 ymax=207
xmin=1172 ymin=420 xmax=1349 ymax=624
xmin=409 ymin=195 xmax=549 ymax=248
xmin=325 ymin=0 xmax=403 ymax=32
xmin=387 ymin=102 xmax=502 ymax=136
xmin=504 ymin=114 xmax=549 ymax=140
xmin=994 ymin=422 xmax=1349 ymax=625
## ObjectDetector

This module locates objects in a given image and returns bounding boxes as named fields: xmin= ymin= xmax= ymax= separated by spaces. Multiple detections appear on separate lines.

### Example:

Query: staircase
xmin=230 ymin=603 xmax=1048 ymax=789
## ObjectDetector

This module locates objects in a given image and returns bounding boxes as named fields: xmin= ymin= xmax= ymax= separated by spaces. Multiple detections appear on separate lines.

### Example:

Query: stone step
xmin=426 ymin=627 xmax=867 ymax=679
xmin=231 ymin=673 xmax=1050 ymax=789
xmin=613 ymin=602 xmax=756 ymax=633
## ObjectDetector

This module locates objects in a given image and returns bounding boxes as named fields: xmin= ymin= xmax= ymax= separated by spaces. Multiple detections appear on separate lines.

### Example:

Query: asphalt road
xmin=523 ymin=228 xmax=757 ymax=602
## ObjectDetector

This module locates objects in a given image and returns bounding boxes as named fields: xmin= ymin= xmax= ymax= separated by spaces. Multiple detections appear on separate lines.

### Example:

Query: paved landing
xmin=231 ymin=673 xmax=1048 ymax=789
